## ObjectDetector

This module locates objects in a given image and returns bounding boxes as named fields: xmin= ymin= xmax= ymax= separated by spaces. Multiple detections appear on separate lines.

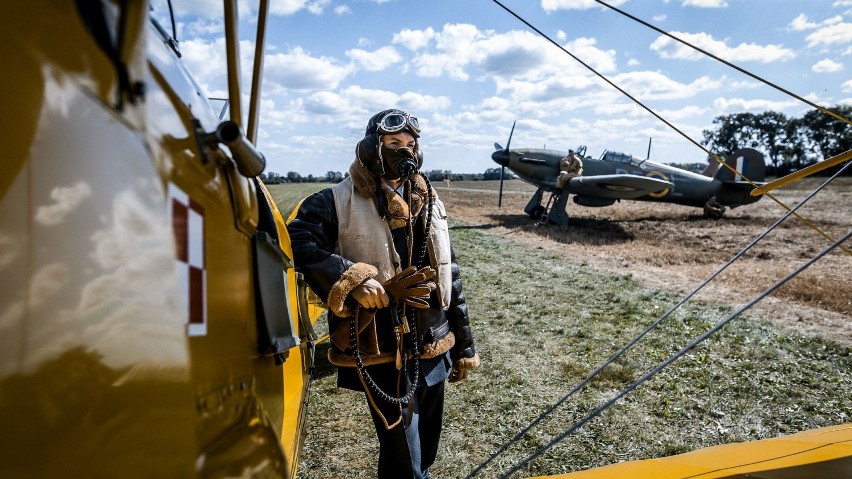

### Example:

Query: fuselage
xmin=493 ymin=147 xmax=760 ymax=208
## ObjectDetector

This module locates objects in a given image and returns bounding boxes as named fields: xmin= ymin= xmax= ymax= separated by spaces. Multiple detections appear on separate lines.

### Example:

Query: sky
xmin=152 ymin=0 xmax=852 ymax=176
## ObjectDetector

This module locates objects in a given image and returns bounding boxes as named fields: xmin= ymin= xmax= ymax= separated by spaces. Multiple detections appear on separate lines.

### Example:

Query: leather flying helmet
xmin=356 ymin=109 xmax=423 ymax=178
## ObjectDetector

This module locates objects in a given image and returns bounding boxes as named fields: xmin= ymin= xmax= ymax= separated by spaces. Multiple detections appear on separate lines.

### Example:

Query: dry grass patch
xmin=271 ymin=178 xmax=851 ymax=478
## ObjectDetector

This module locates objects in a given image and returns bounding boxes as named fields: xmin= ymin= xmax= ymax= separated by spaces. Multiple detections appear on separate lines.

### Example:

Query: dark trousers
xmin=365 ymin=376 xmax=446 ymax=479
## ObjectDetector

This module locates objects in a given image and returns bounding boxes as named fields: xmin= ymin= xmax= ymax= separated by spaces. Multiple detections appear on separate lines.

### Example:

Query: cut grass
xmin=272 ymin=183 xmax=852 ymax=479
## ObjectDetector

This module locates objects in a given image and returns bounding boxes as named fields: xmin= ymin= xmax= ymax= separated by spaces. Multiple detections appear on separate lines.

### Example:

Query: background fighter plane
xmin=491 ymin=122 xmax=766 ymax=225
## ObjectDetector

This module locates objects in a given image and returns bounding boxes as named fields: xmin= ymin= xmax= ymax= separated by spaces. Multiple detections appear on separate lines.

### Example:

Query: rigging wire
xmin=593 ymin=0 xmax=852 ymax=126
xmin=499 ymin=228 xmax=852 ymax=478
xmin=491 ymin=0 xmax=851 ymax=257
xmin=464 ymin=161 xmax=852 ymax=479
xmin=471 ymin=2 xmax=852 ymax=475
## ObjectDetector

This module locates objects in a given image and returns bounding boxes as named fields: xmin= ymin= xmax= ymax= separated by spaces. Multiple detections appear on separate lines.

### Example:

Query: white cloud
xmin=842 ymin=79 xmax=852 ymax=92
xmin=393 ymin=27 xmax=437 ymax=51
xmin=541 ymin=0 xmax=628 ymax=11
xmin=180 ymin=37 xmax=227 ymax=91
xmin=35 ymin=182 xmax=92 ymax=226
xmin=290 ymin=86 xmax=451 ymax=127
xmin=334 ymin=5 xmax=351 ymax=15
xmin=401 ymin=25 xmax=617 ymax=83
xmin=789 ymin=14 xmax=821 ymax=31
xmin=681 ymin=0 xmax=728 ymax=8
xmin=656 ymin=105 xmax=708 ymax=121
xmin=713 ymin=97 xmax=800 ymax=113
xmin=0 ymin=233 xmax=17 ymax=269
xmin=268 ymin=0 xmax=310 ymax=16
xmin=614 ymin=71 xmax=721 ymax=100
xmin=805 ymin=22 xmax=852 ymax=47
xmin=812 ymin=58 xmax=844 ymax=72
xmin=789 ymin=14 xmax=852 ymax=47
xmin=181 ymin=19 xmax=223 ymax=37
xmin=650 ymin=31 xmax=796 ymax=63
xmin=265 ymin=47 xmax=352 ymax=90
xmin=346 ymin=46 xmax=402 ymax=72
xmin=653 ymin=14 xmax=667 ymax=22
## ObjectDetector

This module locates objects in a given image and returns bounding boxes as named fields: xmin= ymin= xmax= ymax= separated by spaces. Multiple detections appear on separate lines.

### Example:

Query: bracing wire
xmin=490 ymin=0 xmax=851 ymax=257
xmin=468 ymin=2 xmax=852 ymax=475
xmin=464 ymin=161 xmax=852 ymax=479
xmin=498 ymin=228 xmax=852 ymax=478
xmin=593 ymin=0 xmax=852 ymax=127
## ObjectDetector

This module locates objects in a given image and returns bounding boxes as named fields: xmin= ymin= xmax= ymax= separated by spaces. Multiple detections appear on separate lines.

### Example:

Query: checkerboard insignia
xmin=169 ymin=184 xmax=207 ymax=336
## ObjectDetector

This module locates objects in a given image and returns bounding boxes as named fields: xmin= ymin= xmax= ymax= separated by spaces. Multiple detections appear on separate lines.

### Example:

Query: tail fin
xmin=713 ymin=148 xmax=765 ymax=183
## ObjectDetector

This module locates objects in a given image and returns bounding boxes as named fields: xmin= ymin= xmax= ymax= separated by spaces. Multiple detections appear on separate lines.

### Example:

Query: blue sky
xmin=153 ymin=0 xmax=852 ymax=176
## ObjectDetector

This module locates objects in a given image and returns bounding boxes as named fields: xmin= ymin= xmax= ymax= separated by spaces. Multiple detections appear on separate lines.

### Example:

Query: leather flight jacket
xmin=287 ymin=176 xmax=477 ymax=370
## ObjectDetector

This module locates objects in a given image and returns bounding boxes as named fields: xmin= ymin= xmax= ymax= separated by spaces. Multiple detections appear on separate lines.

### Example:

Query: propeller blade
xmin=494 ymin=142 xmax=503 ymax=151
xmin=498 ymin=166 xmax=505 ymax=207
xmin=497 ymin=121 xmax=515 ymax=208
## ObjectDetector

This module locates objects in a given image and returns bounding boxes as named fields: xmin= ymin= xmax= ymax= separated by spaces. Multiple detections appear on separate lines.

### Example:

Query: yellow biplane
xmin=1 ymin=0 xmax=321 ymax=477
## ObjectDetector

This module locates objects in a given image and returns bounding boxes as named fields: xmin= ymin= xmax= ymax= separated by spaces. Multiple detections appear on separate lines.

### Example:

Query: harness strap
xmin=351 ymin=305 xmax=419 ymax=430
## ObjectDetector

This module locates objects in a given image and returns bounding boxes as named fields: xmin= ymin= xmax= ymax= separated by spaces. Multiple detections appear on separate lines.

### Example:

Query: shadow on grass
xmin=310 ymin=341 xmax=337 ymax=380
xmin=449 ymin=222 xmax=504 ymax=231
xmin=482 ymin=213 xmax=636 ymax=245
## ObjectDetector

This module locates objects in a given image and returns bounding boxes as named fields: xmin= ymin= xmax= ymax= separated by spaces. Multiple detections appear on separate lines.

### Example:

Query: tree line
xmin=261 ymin=105 xmax=850 ymax=183
xmin=260 ymin=169 xmax=510 ymax=184
xmin=701 ymin=105 xmax=851 ymax=176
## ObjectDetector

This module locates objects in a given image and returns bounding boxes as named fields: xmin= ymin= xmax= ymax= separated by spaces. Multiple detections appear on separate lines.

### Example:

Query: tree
xmin=700 ymin=107 xmax=851 ymax=176
xmin=483 ymin=167 xmax=503 ymax=180
xmin=701 ymin=112 xmax=760 ymax=156
xmin=782 ymin=118 xmax=808 ymax=174
xmin=325 ymin=171 xmax=344 ymax=183
xmin=752 ymin=111 xmax=788 ymax=173
xmin=799 ymin=105 xmax=852 ymax=161
xmin=286 ymin=171 xmax=302 ymax=183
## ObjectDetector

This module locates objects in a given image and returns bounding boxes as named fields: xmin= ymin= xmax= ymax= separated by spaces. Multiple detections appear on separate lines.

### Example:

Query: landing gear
xmin=528 ymin=205 xmax=546 ymax=220
xmin=523 ymin=188 xmax=571 ymax=225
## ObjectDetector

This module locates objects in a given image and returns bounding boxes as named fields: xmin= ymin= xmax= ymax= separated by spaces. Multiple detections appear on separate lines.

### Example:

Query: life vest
xmin=332 ymin=178 xmax=452 ymax=309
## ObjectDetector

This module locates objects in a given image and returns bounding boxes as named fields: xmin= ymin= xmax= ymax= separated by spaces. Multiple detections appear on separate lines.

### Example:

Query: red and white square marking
xmin=169 ymin=184 xmax=207 ymax=336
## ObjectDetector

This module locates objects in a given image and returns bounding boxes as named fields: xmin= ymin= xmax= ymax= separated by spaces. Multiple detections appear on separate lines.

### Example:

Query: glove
xmin=449 ymin=353 xmax=480 ymax=383
xmin=381 ymin=266 xmax=436 ymax=309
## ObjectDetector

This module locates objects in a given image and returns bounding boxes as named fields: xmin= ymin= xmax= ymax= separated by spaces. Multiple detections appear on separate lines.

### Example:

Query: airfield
xmin=285 ymin=175 xmax=850 ymax=478
xmin=435 ymin=176 xmax=851 ymax=345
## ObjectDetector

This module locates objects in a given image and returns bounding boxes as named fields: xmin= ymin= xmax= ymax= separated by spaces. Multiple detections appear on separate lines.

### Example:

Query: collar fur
xmin=348 ymin=158 xmax=429 ymax=221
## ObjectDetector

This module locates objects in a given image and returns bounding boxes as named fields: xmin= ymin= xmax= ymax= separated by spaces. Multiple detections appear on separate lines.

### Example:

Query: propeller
xmin=491 ymin=121 xmax=515 ymax=207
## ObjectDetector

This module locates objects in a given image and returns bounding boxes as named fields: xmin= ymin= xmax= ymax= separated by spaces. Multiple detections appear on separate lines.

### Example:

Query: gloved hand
xmin=381 ymin=266 xmax=436 ymax=309
xmin=449 ymin=353 xmax=480 ymax=383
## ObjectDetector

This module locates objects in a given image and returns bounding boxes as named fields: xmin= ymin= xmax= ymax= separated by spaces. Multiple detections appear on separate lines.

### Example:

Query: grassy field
xmin=269 ymin=182 xmax=851 ymax=479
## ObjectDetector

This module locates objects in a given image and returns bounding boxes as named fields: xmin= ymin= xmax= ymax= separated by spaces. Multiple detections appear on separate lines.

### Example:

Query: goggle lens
xmin=379 ymin=112 xmax=420 ymax=134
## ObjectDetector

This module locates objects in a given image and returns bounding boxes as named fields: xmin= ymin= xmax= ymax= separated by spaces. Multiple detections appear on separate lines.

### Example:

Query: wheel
xmin=528 ymin=205 xmax=546 ymax=220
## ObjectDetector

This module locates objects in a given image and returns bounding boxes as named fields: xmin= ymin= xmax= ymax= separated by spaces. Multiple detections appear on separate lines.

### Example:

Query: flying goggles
xmin=377 ymin=111 xmax=420 ymax=135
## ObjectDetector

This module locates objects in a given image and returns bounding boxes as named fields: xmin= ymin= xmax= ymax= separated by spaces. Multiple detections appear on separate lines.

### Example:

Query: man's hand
xmin=351 ymin=278 xmax=390 ymax=310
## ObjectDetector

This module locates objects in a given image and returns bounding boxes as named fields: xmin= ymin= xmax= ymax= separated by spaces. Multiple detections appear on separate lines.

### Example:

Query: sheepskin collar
xmin=348 ymin=158 xmax=428 ymax=224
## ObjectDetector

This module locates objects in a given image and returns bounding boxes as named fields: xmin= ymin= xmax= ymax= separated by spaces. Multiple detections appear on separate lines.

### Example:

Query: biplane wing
xmin=530 ymin=423 xmax=852 ymax=479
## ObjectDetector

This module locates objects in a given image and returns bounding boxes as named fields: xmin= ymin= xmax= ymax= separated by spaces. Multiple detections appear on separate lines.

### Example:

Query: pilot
xmin=703 ymin=194 xmax=726 ymax=219
xmin=287 ymin=109 xmax=480 ymax=479
xmin=557 ymin=149 xmax=583 ymax=190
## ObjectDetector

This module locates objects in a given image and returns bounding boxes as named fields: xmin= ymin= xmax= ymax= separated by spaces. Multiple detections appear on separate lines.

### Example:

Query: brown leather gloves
xmin=449 ymin=354 xmax=481 ymax=383
xmin=381 ymin=266 xmax=436 ymax=309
